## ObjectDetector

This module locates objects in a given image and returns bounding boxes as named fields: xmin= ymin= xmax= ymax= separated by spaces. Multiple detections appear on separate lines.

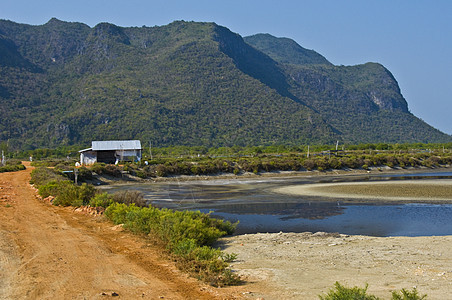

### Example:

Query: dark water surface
xmin=102 ymin=171 xmax=452 ymax=237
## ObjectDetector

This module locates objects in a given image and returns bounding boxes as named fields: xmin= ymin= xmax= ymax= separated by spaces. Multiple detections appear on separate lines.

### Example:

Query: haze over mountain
xmin=0 ymin=18 xmax=450 ymax=150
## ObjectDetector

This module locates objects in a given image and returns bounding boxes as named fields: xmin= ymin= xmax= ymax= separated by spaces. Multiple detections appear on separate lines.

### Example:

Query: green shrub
xmin=124 ymin=205 xmax=159 ymax=234
xmin=319 ymin=282 xmax=379 ymax=300
xmin=319 ymin=283 xmax=428 ymax=300
xmin=90 ymin=163 xmax=106 ymax=175
xmin=0 ymin=163 xmax=26 ymax=173
xmin=52 ymin=181 xmax=82 ymax=207
xmin=31 ymin=166 xmax=95 ymax=207
xmin=391 ymin=288 xmax=427 ymax=300
xmin=172 ymin=238 xmax=239 ymax=286
xmin=104 ymin=202 xmax=130 ymax=224
xmin=135 ymin=170 xmax=146 ymax=178
xmin=78 ymin=183 xmax=96 ymax=205
xmin=104 ymin=202 xmax=239 ymax=286
xmin=155 ymin=164 xmax=168 ymax=177
xmin=105 ymin=164 xmax=122 ymax=177
xmin=77 ymin=166 xmax=93 ymax=180
xmin=30 ymin=167 xmax=65 ymax=186
xmin=303 ymin=159 xmax=316 ymax=171
xmin=89 ymin=192 xmax=114 ymax=208
xmin=40 ymin=181 xmax=96 ymax=207
xmin=38 ymin=181 xmax=60 ymax=198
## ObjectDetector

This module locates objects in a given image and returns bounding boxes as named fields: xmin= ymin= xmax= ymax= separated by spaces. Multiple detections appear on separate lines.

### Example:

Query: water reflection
xmin=195 ymin=202 xmax=344 ymax=220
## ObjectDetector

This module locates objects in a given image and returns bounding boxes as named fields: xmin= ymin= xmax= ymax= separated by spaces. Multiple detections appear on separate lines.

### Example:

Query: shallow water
xmin=102 ymin=171 xmax=452 ymax=237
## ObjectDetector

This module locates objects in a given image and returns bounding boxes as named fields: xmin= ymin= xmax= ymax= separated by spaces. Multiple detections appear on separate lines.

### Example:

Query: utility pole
xmin=74 ymin=168 xmax=78 ymax=185
xmin=149 ymin=141 xmax=153 ymax=160
xmin=307 ymin=145 xmax=310 ymax=158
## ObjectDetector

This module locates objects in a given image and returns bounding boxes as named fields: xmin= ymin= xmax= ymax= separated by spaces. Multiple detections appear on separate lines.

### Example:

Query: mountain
xmin=0 ymin=19 xmax=450 ymax=150
xmin=244 ymin=33 xmax=332 ymax=66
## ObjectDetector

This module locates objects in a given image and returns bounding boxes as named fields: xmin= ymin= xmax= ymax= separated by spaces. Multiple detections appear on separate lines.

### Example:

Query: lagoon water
xmin=102 ymin=171 xmax=452 ymax=237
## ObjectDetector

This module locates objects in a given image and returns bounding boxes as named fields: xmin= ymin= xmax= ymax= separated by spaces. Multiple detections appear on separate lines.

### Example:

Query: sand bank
xmin=274 ymin=179 xmax=452 ymax=202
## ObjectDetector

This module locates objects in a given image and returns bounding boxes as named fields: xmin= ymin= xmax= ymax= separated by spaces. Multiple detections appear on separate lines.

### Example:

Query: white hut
xmin=79 ymin=140 xmax=142 ymax=165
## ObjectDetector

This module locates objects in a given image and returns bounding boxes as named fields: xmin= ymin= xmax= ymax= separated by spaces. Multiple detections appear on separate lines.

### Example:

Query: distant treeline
xmin=4 ymin=142 xmax=452 ymax=160
xmin=31 ymin=144 xmax=452 ymax=180
xmin=127 ymin=149 xmax=452 ymax=178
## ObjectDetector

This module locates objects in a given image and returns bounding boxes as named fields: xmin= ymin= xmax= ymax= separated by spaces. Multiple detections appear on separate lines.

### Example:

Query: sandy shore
xmin=274 ymin=179 xmax=452 ymax=202
xmin=220 ymin=232 xmax=452 ymax=299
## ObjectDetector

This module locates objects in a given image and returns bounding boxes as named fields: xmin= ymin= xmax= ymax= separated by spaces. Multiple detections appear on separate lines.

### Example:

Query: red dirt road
xmin=0 ymin=162 xmax=242 ymax=299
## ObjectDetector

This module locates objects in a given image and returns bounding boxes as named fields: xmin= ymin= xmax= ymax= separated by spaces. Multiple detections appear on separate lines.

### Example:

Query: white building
xmin=79 ymin=140 xmax=142 ymax=165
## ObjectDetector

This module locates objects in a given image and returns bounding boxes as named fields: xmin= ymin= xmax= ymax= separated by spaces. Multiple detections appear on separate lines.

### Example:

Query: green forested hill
xmin=0 ymin=19 xmax=450 ymax=150
xmin=244 ymin=33 xmax=332 ymax=66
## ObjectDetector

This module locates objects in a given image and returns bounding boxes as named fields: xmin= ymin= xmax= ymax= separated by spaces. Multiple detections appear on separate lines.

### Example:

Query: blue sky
xmin=1 ymin=0 xmax=451 ymax=135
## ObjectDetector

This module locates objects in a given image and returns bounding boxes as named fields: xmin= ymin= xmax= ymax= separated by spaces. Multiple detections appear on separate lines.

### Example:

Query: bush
xmin=0 ymin=163 xmax=26 ymax=173
xmin=89 ymin=192 xmax=114 ymax=208
xmin=104 ymin=203 xmax=239 ymax=286
xmin=90 ymin=163 xmax=122 ymax=177
xmin=391 ymin=288 xmax=427 ymax=300
xmin=319 ymin=282 xmax=428 ymax=300
xmin=302 ymin=159 xmax=316 ymax=171
xmin=104 ymin=202 xmax=130 ymax=224
xmin=38 ymin=181 xmax=60 ymax=198
xmin=52 ymin=181 xmax=82 ymax=207
xmin=30 ymin=167 xmax=65 ymax=186
xmin=90 ymin=163 xmax=106 ymax=175
xmin=78 ymin=183 xmax=96 ymax=205
xmin=105 ymin=164 xmax=122 ymax=177
xmin=155 ymin=164 xmax=168 ymax=177
xmin=319 ymin=282 xmax=379 ymax=300
xmin=31 ymin=167 xmax=83 ymax=206
xmin=40 ymin=181 xmax=96 ymax=207
xmin=112 ymin=190 xmax=147 ymax=207
xmin=172 ymin=238 xmax=239 ymax=286
xmin=77 ymin=166 xmax=93 ymax=180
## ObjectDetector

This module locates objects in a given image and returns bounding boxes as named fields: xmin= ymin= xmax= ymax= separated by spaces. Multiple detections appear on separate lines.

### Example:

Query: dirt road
xmin=0 ymin=163 xmax=241 ymax=299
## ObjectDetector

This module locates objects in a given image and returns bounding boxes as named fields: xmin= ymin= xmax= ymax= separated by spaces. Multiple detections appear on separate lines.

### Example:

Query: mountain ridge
xmin=244 ymin=33 xmax=332 ymax=66
xmin=0 ymin=18 xmax=450 ymax=150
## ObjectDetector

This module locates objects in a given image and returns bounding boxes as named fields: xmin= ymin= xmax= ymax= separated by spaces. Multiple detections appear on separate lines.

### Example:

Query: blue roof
xmin=91 ymin=140 xmax=142 ymax=151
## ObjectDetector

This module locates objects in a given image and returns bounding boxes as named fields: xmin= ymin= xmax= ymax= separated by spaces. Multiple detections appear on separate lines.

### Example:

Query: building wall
xmin=80 ymin=151 xmax=97 ymax=165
